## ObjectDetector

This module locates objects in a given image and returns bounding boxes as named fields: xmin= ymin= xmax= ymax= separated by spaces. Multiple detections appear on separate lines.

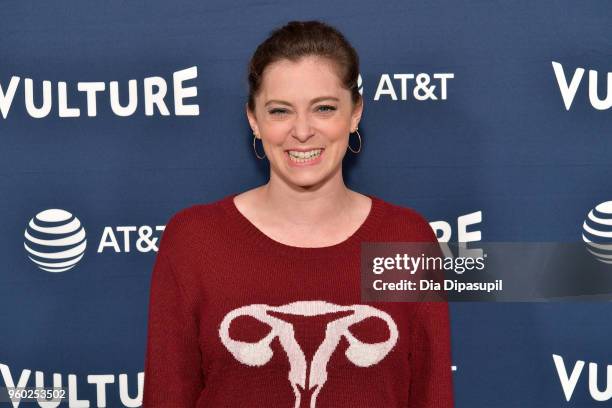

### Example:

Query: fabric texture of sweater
xmin=142 ymin=193 xmax=454 ymax=408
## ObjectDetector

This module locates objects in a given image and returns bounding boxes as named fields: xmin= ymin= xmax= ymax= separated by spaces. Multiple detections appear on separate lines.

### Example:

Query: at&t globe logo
xmin=23 ymin=209 xmax=87 ymax=272
xmin=582 ymin=201 xmax=612 ymax=264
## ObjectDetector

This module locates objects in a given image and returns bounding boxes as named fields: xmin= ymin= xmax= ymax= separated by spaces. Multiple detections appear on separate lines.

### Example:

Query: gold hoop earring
xmin=252 ymin=134 xmax=266 ymax=159
xmin=348 ymin=129 xmax=362 ymax=154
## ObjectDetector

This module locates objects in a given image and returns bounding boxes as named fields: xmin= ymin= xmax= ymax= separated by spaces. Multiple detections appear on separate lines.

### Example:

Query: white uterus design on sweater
xmin=218 ymin=301 xmax=399 ymax=408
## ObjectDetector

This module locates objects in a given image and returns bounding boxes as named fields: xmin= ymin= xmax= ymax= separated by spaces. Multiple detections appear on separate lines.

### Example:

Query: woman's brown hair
xmin=247 ymin=20 xmax=361 ymax=112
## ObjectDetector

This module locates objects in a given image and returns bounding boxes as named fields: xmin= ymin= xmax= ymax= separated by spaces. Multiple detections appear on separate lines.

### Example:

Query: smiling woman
xmin=143 ymin=20 xmax=454 ymax=408
xmin=247 ymin=56 xmax=358 ymax=188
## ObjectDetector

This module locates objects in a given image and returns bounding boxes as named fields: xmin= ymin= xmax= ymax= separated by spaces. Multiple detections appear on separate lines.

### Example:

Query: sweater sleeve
xmin=142 ymin=225 xmax=205 ymax=407
xmin=408 ymin=212 xmax=454 ymax=408
xmin=407 ymin=213 xmax=455 ymax=407
xmin=407 ymin=300 xmax=454 ymax=407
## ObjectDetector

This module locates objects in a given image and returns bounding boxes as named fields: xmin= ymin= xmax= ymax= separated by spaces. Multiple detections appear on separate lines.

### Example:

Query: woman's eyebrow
xmin=265 ymin=100 xmax=292 ymax=107
xmin=265 ymin=96 xmax=340 ymax=107
xmin=310 ymin=96 xmax=339 ymax=104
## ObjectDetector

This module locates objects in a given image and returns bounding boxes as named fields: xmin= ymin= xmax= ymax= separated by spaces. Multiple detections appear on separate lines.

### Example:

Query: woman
xmin=143 ymin=20 xmax=453 ymax=407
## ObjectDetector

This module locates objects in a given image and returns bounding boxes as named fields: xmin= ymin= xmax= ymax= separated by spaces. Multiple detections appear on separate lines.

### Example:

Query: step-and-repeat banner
xmin=1 ymin=1 xmax=611 ymax=407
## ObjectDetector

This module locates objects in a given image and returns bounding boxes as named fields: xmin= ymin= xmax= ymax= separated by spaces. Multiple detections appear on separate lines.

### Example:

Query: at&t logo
xmin=24 ymin=209 xmax=167 ymax=272
xmin=582 ymin=200 xmax=612 ymax=264
xmin=23 ymin=209 xmax=87 ymax=272
xmin=373 ymin=72 xmax=454 ymax=101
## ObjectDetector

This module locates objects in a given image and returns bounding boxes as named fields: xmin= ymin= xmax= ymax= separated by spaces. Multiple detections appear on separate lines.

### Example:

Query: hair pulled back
xmin=247 ymin=20 xmax=361 ymax=112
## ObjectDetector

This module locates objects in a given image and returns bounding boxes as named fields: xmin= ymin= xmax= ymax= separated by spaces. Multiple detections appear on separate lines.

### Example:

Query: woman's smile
xmin=285 ymin=148 xmax=325 ymax=166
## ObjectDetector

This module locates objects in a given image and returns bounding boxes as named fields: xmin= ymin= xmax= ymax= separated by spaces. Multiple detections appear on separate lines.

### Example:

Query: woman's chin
xmin=284 ymin=173 xmax=328 ymax=189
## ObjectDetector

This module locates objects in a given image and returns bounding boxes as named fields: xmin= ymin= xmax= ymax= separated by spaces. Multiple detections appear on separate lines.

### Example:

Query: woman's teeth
xmin=287 ymin=149 xmax=323 ymax=163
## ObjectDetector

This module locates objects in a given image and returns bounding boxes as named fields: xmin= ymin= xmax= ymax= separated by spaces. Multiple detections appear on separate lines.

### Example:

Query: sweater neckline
xmin=219 ymin=192 xmax=386 ymax=259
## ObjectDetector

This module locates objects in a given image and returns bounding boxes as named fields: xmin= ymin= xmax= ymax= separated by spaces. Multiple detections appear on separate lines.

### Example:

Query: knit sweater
xmin=142 ymin=193 xmax=454 ymax=408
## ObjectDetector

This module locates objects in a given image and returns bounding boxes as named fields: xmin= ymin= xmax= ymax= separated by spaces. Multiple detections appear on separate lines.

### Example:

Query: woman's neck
xmin=257 ymin=171 xmax=356 ymax=228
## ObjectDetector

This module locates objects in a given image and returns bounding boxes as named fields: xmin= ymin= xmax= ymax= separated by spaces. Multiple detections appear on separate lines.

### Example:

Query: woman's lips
xmin=286 ymin=148 xmax=324 ymax=167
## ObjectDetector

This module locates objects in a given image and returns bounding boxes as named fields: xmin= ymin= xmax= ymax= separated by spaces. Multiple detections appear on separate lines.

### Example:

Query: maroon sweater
xmin=143 ymin=193 xmax=454 ymax=407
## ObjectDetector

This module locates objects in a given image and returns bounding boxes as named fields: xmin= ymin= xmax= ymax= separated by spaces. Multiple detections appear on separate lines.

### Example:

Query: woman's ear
xmin=350 ymin=97 xmax=364 ymax=132
xmin=246 ymin=103 xmax=260 ymax=137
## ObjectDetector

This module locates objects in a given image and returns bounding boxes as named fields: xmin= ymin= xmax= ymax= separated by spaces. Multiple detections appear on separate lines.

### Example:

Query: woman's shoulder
xmin=371 ymin=195 xmax=438 ymax=243
xmin=170 ymin=196 xmax=228 ymax=222
xmin=160 ymin=195 xmax=232 ymax=246
xmin=376 ymin=196 xmax=431 ymax=225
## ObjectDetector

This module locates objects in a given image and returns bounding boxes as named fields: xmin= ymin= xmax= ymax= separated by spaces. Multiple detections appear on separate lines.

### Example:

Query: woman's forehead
xmin=259 ymin=57 xmax=346 ymax=100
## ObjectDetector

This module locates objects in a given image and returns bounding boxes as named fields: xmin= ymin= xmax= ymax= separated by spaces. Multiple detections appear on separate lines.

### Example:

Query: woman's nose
xmin=292 ymin=113 xmax=314 ymax=142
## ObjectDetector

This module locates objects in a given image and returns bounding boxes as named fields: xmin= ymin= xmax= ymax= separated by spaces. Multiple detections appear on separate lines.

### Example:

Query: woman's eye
xmin=269 ymin=109 xmax=288 ymax=115
xmin=317 ymin=105 xmax=337 ymax=113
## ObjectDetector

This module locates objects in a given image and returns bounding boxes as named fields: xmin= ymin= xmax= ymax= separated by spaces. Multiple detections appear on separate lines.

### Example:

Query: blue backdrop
xmin=1 ymin=1 xmax=611 ymax=406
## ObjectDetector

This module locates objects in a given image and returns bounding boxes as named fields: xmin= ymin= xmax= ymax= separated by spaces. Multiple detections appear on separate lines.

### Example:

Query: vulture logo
xmin=219 ymin=300 xmax=398 ymax=408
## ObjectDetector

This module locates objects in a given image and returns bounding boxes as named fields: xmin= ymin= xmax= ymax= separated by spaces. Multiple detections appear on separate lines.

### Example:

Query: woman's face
xmin=247 ymin=55 xmax=362 ymax=189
